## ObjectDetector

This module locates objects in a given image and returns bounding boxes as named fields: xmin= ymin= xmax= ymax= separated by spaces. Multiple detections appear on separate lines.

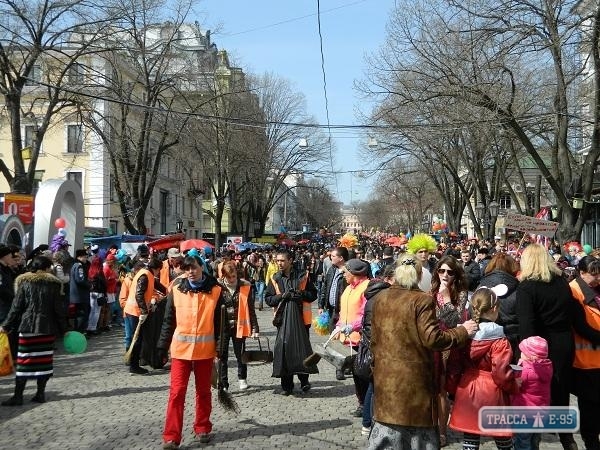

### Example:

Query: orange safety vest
xmin=271 ymin=273 xmax=311 ymax=325
xmin=159 ymin=260 xmax=171 ymax=289
xmin=170 ymin=284 xmax=222 ymax=360
xmin=119 ymin=274 xmax=133 ymax=311
xmin=124 ymin=268 xmax=154 ymax=317
xmin=237 ymin=283 xmax=252 ymax=338
xmin=339 ymin=278 xmax=369 ymax=345
xmin=570 ymin=280 xmax=600 ymax=369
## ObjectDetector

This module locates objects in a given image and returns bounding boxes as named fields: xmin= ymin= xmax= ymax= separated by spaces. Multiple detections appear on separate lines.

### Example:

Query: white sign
xmin=504 ymin=213 xmax=559 ymax=237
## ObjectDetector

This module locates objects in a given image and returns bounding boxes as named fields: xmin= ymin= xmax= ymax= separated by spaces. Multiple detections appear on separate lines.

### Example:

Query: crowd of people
xmin=1 ymin=232 xmax=600 ymax=450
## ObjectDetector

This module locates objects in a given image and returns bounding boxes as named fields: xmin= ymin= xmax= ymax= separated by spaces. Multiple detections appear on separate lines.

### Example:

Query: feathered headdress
xmin=338 ymin=232 xmax=358 ymax=249
xmin=406 ymin=233 xmax=437 ymax=254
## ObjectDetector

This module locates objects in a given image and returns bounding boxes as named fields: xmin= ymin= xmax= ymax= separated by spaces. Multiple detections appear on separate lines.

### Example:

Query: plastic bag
xmin=0 ymin=332 xmax=14 ymax=377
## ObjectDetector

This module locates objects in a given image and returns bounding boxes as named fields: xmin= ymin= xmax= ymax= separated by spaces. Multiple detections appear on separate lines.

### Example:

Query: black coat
xmin=362 ymin=280 xmax=390 ymax=342
xmin=517 ymin=275 xmax=575 ymax=406
xmin=2 ymin=271 xmax=68 ymax=336
xmin=0 ymin=262 xmax=16 ymax=323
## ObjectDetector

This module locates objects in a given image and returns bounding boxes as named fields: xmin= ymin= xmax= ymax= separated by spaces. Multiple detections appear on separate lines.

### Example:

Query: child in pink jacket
xmin=511 ymin=336 xmax=553 ymax=450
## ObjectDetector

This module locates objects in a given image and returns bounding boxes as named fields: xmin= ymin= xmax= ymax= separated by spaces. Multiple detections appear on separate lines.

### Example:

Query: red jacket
xmin=448 ymin=322 xmax=518 ymax=437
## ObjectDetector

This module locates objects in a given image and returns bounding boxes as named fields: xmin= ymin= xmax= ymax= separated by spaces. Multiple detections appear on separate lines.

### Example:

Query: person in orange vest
xmin=336 ymin=258 xmax=370 ymax=419
xmin=123 ymin=258 xmax=165 ymax=375
xmin=157 ymin=252 xmax=227 ymax=449
xmin=160 ymin=248 xmax=183 ymax=288
xmin=217 ymin=260 xmax=259 ymax=391
xmin=569 ymin=256 xmax=600 ymax=450
xmin=265 ymin=249 xmax=318 ymax=396
xmin=119 ymin=260 xmax=145 ymax=351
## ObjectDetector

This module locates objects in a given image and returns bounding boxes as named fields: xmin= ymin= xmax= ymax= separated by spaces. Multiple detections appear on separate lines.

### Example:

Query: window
xmin=66 ymin=171 xmax=82 ymax=189
xmin=499 ymin=193 xmax=511 ymax=210
xmin=526 ymin=191 xmax=536 ymax=210
xmin=23 ymin=125 xmax=42 ymax=153
xmin=67 ymin=125 xmax=83 ymax=153
xmin=68 ymin=63 xmax=84 ymax=84
xmin=109 ymin=220 xmax=118 ymax=235
xmin=26 ymin=64 xmax=41 ymax=86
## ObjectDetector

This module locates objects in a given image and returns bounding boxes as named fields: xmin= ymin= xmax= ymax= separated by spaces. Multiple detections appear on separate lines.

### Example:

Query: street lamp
xmin=175 ymin=218 xmax=183 ymax=233
xmin=489 ymin=201 xmax=499 ymax=239
xmin=475 ymin=201 xmax=499 ymax=240
xmin=253 ymin=220 xmax=261 ymax=239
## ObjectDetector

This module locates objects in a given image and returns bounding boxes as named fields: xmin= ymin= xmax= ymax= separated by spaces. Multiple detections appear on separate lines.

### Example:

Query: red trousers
xmin=163 ymin=358 xmax=213 ymax=444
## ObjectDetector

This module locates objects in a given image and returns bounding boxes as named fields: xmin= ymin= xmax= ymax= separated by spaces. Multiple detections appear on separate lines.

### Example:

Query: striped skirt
xmin=16 ymin=333 xmax=55 ymax=378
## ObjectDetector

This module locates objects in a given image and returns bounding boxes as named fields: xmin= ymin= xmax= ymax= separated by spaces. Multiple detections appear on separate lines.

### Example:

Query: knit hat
xmin=0 ymin=246 xmax=13 ymax=259
xmin=345 ymin=258 xmax=369 ymax=276
xmin=519 ymin=336 xmax=548 ymax=359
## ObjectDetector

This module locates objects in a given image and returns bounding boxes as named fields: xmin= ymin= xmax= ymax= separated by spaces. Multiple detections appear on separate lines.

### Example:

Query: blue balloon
xmin=58 ymin=228 xmax=67 ymax=237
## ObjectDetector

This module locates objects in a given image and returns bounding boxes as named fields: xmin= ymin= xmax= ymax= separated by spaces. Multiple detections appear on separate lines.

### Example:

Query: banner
xmin=504 ymin=212 xmax=558 ymax=237
xmin=3 ymin=193 xmax=34 ymax=225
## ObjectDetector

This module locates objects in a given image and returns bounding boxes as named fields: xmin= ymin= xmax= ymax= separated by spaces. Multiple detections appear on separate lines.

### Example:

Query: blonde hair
xmin=519 ymin=243 xmax=562 ymax=282
xmin=394 ymin=254 xmax=422 ymax=289
xmin=470 ymin=287 xmax=498 ymax=324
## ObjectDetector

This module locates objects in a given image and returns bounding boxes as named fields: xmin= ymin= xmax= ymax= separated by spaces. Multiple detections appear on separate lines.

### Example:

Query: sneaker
xmin=361 ymin=426 xmax=371 ymax=436
xmin=129 ymin=367 xmax=149 ymax=375
xmin=162 ymin=441 xmax=179 ymax=450
xmin=352 ymin=405 xmax=364 ymax=417
xmin=239 ymin=379 xmax=248 ymax=390
xmin=335 ymin=369 xmax=346 ymax=381
xmin=195 ymin=433 xmax=212 ymax=444
xmin=300 ymin=383 xmax=311 ymax=393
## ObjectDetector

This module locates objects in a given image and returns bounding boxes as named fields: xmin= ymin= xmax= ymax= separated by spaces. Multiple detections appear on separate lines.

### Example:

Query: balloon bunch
xmin=431 ymin=217 xmax=447 ymax=233
xmin=312 ymin=310 xmax=331 ymax=336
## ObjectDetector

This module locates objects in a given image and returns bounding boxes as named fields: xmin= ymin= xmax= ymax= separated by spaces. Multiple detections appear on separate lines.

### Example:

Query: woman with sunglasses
xmin=431 ymin=255 xmax=469 ymax=447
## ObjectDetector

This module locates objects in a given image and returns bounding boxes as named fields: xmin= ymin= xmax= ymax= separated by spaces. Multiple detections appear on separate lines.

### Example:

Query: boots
xmin=1 ymin=377 xmax=26 ymax=406
xmin=559 ymin=433 xmax=579 ymax=450
xmin=31 ymin=376 xmax=48 ymax=403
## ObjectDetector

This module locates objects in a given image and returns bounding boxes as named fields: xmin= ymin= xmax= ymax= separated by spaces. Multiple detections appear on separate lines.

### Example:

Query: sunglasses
xmin=437 ymin=268 xmax=455 ymax=276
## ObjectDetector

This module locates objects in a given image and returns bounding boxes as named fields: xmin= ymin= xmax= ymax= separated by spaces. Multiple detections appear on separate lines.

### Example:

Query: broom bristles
xmin=303 ymin=352 xmax=321 ymax=367
xmin=218 ymin=387 xmax=240 ymax=414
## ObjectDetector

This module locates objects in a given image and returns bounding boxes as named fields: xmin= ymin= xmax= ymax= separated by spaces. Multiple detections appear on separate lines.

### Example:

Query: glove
xmin=290 ymin=291 xmax=304 ymax=302
xmin=342 ymin=325 xmax=353 ymax=336
xmin=281 ymin=291 xmax=292 ymax=301
xmin=157 ymin=348 xmax=168 ymax=364
xmin=139 ymin=314 xmax=148 ymax=324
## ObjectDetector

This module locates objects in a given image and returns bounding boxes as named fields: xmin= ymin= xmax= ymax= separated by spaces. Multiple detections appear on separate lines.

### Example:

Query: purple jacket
xmin=511 ymin=359 xmax=553 ymax=407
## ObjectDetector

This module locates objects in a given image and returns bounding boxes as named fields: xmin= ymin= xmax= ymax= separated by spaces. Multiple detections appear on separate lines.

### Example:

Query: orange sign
xmin=3 ymin=193 xmax=34 ymax=225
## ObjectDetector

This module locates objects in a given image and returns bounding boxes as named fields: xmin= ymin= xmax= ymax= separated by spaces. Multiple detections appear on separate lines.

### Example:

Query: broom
xmin=123 ymin=316 xmax=144 ymax=364
xmin=303 ymin=327 xmax=341 ymax=367
xmin=216 ymin=304 xmax=240 ymax=414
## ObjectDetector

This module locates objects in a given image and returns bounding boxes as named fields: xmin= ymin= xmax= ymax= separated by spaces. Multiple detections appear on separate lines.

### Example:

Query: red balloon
xmin=54 ymin=217 xmax=66 ymax=229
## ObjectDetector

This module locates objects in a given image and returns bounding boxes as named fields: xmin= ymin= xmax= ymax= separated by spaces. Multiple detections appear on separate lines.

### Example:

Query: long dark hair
xmin=29 ymin=256 xmax=52 ymax=273
xmin=431 ymin=255 xmax=468 ymax=306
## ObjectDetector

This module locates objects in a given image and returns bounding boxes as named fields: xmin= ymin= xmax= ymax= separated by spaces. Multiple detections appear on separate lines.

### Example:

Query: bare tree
xmin=362 ymin=0 xmax=599 ymax=241
xmin=0 ymin=0 xmax=118 ymax=193
xmin=79 ymin=0 xmax=199 ymax=233
xmin=295 ymin=178 xmax=341 ymax=230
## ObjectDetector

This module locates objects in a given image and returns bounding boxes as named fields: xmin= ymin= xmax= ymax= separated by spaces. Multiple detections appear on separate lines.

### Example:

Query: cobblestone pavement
xmin=0 ymin=304 xmax=585 ymax=450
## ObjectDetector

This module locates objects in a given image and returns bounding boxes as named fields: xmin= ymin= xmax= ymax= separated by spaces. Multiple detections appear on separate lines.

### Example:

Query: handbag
xmin=241 ymin=337 xmax=273 ymax=365
xmin=353 ymin=333 xmax=373 ymax=380
xmin=0 ymin=332 xmax=14 ymax=377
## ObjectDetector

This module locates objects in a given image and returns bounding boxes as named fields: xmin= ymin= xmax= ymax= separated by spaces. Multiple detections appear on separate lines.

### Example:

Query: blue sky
xmin=199 ymin=0 xmax=395 ymax=205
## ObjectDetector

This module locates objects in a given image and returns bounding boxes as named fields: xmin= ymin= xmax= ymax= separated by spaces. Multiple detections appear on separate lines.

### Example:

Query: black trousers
xmin=281 ymin=373 xmax=309 ymax=392
xmin=218 ymin=334 xmax=247 ymax=389
xmin=578 ymin=395 xmax=600 ymax=450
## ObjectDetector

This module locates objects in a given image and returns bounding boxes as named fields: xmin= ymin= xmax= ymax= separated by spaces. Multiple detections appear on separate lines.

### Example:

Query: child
xmin=511 ymin=336 xmax=553 ymax=450
xmin=447 ymin=285 xmax=519 ymax=450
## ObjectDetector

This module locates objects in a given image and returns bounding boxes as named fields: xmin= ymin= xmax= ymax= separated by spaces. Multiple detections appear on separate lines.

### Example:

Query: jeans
xmin=125 ymin=314 xmax=146 ymax=369
xmin=255 ymin=281 xmax=265 ymax=308
xmin=123 ymin=314 xmax=135 ymax=350
xmin=514 ymin=433 xmax=534 ymax=450
xmin=108 ymin=293 xmax=124 ymax=325
xmin=362 ymin=381 xmax=374 ymax=428
xmin=73 ymin=301 xmax=90 ymax=332
xmin=163 ymin=358 xmax=213 ymax=444
xmin=87 ymin=293 xmax=102 ymax=331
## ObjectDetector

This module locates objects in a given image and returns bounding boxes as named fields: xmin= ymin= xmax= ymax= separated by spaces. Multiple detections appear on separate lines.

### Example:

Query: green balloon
xmin=63 ymin=331 xmax=87 ymax=354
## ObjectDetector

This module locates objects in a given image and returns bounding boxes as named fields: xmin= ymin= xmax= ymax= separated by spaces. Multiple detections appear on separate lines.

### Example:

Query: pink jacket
xmin=511 ymin=359 xmax=553 ymax=407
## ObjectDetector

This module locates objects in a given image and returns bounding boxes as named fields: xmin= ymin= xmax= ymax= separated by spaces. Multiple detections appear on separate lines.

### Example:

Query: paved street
xmin=0 ymin=305 xmax=585 ymax=450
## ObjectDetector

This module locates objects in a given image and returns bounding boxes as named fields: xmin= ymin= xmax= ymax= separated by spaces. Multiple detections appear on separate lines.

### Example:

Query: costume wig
xmin=406 ymin=233 xmax=437 ymax=254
